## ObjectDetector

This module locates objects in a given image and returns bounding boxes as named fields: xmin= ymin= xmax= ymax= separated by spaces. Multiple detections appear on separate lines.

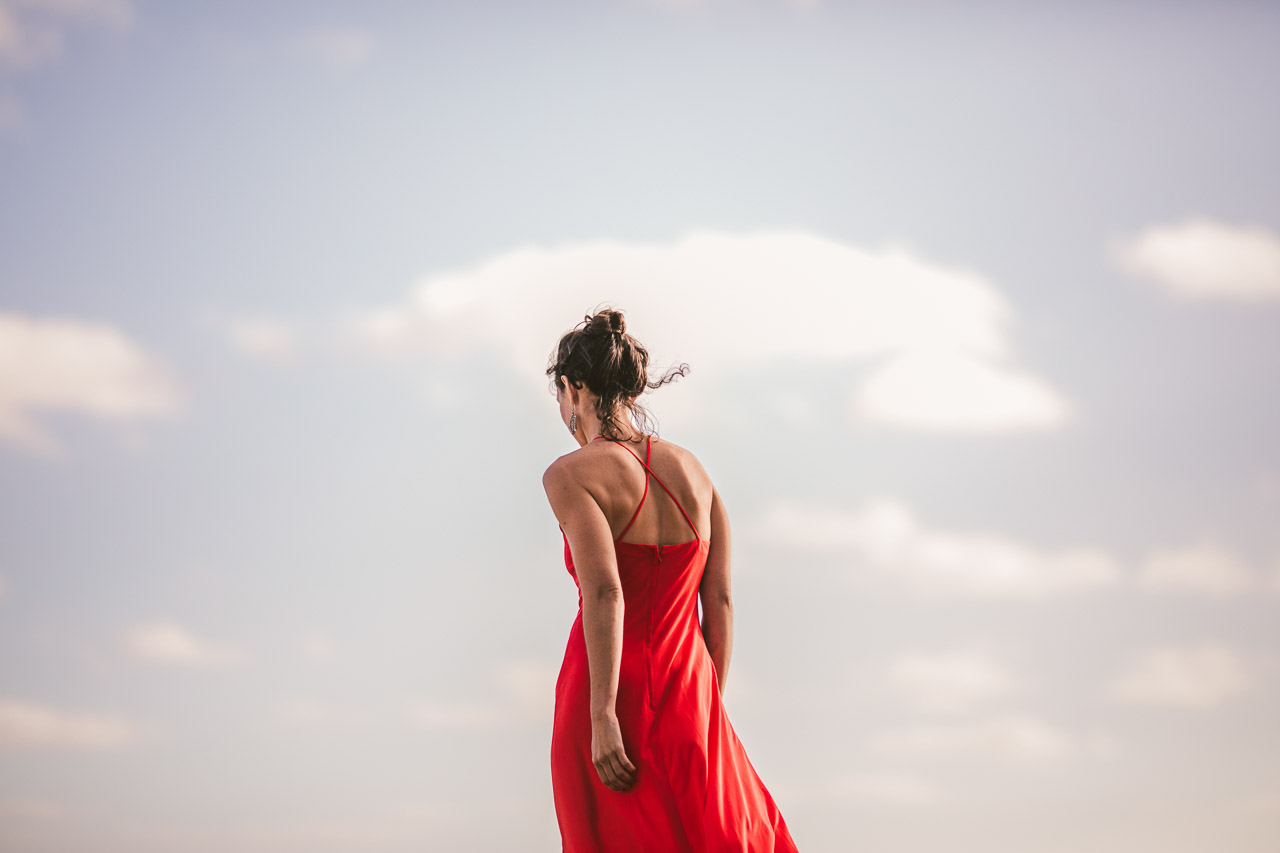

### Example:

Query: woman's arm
xmin=542 ymin=458 xmax=638 ymax=792
xmin=699 ymin=485 xmax=733 ymax=697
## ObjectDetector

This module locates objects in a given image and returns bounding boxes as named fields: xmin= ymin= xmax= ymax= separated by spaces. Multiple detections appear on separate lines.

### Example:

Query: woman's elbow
xmin=585 ymin=583 xmax=624 ymax=605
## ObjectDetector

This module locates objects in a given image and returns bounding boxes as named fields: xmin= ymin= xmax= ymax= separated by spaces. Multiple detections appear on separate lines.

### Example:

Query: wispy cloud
xmin=1107 ymin=642 xmax=1264 ymax=710
xmin=1112 ymin=217 xmax=1280 ymax=303
xmin=0 ymin=697 xmax=135 ymax=750
xmin=757 ymin=497 xmax=1121 ymax=597
xmin=325 ymin=229 xmax=1072 ymax=435
xmin=1137 ymin=542 xmax=1264 ymax=596
xmin=757 ymin=496 xmax=1280 ymax=602
xmin=0 ymin=311 xmax=183 ymax=458
xmin=121 ymin=621 xmax=243 ymax=667
xmin=226 ymin=317 xmax=301 ymax=364
xmin=885 ymin=645 xmax=1020 ymax=713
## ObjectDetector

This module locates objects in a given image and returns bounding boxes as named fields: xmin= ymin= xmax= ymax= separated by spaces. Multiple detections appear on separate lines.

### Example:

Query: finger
xmin=595 ymin=759 xmax=620 ymax=791
xmin=607 ymin=753 xmax=635 ymax=787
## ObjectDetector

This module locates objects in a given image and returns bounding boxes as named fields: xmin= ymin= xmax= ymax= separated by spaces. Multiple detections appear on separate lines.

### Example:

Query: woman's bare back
xmin=575 ymin=434 xmax=712 ymax=547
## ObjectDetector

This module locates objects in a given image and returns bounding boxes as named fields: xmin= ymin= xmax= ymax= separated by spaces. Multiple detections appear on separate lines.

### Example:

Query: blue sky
xmin=2 ymin=1 xmax=1279 ymax=850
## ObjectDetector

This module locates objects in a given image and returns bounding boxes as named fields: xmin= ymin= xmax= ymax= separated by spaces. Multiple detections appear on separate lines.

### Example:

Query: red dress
xmin=552 ymin=434 xmax=799 ymax=852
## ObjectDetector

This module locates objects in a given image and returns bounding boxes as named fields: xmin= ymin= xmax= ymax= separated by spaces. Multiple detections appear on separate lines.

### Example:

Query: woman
xmin=543 ymin=307 xmax=799 ymax=852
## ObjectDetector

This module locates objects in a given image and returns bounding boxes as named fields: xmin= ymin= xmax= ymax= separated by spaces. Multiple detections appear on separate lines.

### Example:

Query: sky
xmin=2 ymin=0 xmax=1279 ymax=850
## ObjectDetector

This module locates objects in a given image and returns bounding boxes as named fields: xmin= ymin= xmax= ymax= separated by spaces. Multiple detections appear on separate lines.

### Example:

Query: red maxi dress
xmin=552 ymin=434 xmax=799 ymax=852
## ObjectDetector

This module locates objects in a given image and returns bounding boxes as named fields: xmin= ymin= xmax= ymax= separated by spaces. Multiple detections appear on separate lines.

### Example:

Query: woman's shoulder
xmin=651 ymin=436 xmax=715 ymax=491
xmin=545 ymin=434 xmax=706 ymax=478
xmin=652 ymin=434 xmax=696 ymax=464
xmin=541 ymin=439 xmax=610 ymax=484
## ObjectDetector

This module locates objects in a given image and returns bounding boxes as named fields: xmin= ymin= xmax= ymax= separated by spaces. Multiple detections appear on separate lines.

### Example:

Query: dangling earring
xmin=568 ymin=408 xmax=577 ymax=435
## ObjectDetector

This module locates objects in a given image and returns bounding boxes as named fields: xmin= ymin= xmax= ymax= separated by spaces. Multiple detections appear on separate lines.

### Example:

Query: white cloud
xmin=1112 ymin=216 xmax=1280 ymax=303
xmin=854 ymin=347 xmax=1069 ymax=432
xmin=1107 ymin=642 xmax=1260 ymax=710
xmin=411 ymin=659 xmax=557 ymax=732
xmin=886 ymin=645 xmax=1019 ymax=713
xmin=0 ymin=697 xmax=135 ymax=749
xmin=121 ymin=621 xmax=243 ymax=667
xmin=0 ymin=311 xmax=182 ymax=458
xmin=0 ymin=571 xmax=6 ymax=599
xmin=1137 ymin=542 xmax=1261 ymax=595
xmin=331 ymin=229 xmax=1071 ymax=434
xmin=868 ymin=713 xmax=1105 ymax=764
xmin=288 ymin=26 xmax=376 ymax=71
xmin=757 ymin=497 xmax=1121 ymax=597
xmin=227 ymin=318 xmax=300 ymax=364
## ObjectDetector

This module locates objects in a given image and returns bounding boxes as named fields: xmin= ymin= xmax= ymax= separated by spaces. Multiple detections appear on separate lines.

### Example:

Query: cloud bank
xmin=757 ymin=496 xmax=1121 ymax=597
xmin=307 ymin=229 xmax=1072 ymax=434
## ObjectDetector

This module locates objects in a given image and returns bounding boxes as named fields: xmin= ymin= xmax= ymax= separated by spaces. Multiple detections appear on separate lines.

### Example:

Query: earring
xmin=568 ymin=409 xmax=577 ymax=435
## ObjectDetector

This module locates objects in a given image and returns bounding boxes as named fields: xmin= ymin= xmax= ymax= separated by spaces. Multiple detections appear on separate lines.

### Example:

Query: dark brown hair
xmin=546 ymin=305 xmax=690 ymax=440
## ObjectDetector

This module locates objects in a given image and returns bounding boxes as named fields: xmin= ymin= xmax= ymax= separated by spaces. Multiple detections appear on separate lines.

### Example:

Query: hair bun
xmin=546 ymin=305 xmax=690 ymax=440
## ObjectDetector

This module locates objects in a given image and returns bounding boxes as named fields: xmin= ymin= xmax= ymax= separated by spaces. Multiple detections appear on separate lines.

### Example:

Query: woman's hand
xmin=590 ymin=711 xmax=637 ymax=792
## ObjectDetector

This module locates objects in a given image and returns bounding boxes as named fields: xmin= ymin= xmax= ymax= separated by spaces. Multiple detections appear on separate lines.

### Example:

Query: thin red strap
xmin=615 ymin=436 xmax=700 ymax=540
xmin=616 ymin=437 xmax=649 ymax=539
